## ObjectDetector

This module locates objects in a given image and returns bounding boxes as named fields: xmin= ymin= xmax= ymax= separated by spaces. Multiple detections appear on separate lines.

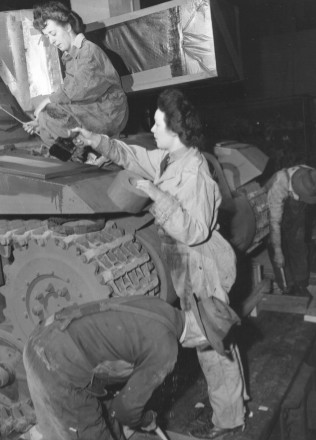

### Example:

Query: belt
xmin=50 ymin=296 xmax=177 ymax=338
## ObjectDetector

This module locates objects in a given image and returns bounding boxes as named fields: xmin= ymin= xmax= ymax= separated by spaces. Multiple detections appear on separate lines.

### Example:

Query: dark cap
xmin=292 ymin=167 xmax=316 ymax=204
xmin=191 ymin=295 xmax=240 ymax=356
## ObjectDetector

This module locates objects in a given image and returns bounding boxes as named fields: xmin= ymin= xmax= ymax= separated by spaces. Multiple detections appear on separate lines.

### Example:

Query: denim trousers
xmin=268 ymin=198 xmax=309 ymax=288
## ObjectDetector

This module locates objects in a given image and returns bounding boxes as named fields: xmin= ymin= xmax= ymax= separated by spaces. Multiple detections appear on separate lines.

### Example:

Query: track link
xmin=0 ymin=219 xmax=159 ymax=342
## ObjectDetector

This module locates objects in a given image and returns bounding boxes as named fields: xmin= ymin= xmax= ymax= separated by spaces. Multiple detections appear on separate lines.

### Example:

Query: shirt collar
xmin=169 ymin=146 xmax=190 ymax=163
xmin=63 ymin=33 xmax=85 ymax=60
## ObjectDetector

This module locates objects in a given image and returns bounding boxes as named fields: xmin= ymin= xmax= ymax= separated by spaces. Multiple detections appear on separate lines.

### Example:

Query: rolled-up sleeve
xmin=267 ymin=171 xmax=289 ymax=251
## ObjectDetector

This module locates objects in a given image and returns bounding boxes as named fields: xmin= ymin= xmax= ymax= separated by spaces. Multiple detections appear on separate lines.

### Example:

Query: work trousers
xmin=160 ymin=235 xmax=246 ymax=429
xmin=197 ymin=344 xmax=247 ymax=429
xmin=269 ymin=198 xmax=309 ymax=288
xmin=23 ymin=320 xmax=121 ymax=440
xmin=38 ymin=101 xmax=128 ymax=147
xmin=38 ymin=104 xmax=82 ymax=147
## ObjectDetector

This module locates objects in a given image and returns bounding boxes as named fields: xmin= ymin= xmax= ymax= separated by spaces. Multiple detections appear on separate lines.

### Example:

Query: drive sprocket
xmin=1 ymin=221 xmax=160 ymax=343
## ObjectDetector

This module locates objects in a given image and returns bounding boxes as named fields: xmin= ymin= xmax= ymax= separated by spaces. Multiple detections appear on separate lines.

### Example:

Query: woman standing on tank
xmin=71 ymin=88 xmax=248 ymax=440
xmin=23 ymin=1 xmax=128 ymax=147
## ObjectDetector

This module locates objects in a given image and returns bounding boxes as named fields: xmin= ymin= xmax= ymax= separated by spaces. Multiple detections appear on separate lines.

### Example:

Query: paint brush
xmin=155 ymin=426 xmax=169 ymax=440
xmin=0 ymin=105 xmax=40 ymax=136
xmin=0 ymin=104 xmax=29 ymax=125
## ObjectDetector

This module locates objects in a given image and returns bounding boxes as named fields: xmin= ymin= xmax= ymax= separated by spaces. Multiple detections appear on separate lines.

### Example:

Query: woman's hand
xmin=274 ymin=249 xmax=285 ymax=268
xmin=70 ymin=128 xmax=102 ymax=149
xmin=34 ymin=97 xmax=51 ymax=120
xmin=23 ymin=120 xmax=40 ymax=135
xmin=135 ymin=180 xmax=161 ymax=202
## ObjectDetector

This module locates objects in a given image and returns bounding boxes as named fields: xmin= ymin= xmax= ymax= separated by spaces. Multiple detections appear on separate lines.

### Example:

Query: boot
xmin=290 ymin=284 xmax=312 ymax=298
xmin=190 ymin=423 xmax=244 ymax=439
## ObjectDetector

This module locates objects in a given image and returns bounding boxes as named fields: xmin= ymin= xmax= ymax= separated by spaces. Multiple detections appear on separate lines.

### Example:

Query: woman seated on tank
xmin=23 ymin=1 xmax=128 ymax=151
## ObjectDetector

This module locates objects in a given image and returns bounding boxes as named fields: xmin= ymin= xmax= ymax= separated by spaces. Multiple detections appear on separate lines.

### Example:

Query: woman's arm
xmin=267 ymin=171 xmax=289 ymax=267
xmin=72 ymin=128 xmax=163 ymax=180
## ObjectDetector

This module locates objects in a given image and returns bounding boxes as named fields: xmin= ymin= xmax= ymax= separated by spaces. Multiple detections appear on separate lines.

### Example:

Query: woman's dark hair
xmin=157 ymin=88 xmax=204 ymax=150
xmin=33 ymin=1 xmax=85 ymax=34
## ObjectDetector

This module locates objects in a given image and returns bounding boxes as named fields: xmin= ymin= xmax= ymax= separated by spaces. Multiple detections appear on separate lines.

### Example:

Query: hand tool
xmin=155 ymin=426 xmax=169 ymax=440
xmin=280 ymin=267 xmax=287 ymax=290
xmin=0 ymin=105 xmax=40 ymax=136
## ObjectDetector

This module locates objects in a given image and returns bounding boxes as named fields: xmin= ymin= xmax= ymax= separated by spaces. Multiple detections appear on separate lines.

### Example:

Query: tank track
xmin=0 ymin=219 xmax=159 ymax=342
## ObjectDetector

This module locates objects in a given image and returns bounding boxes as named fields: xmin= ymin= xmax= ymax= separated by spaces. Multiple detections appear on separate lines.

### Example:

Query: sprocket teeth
xmin=1 ymin=223 xmax=161 ymax=343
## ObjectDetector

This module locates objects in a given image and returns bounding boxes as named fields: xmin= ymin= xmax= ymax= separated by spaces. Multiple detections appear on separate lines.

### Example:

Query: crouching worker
xmin=266 ymin=165 xmax=316 ymax=297
xmin=23 ymin=295 xmax=240 ymax=440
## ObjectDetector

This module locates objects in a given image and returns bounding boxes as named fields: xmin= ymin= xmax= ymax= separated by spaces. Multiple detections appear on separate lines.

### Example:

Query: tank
xmin=0 ymin=142 xmax=269 ymax=343
xmin=0 ymin=132 xmax=271 ymax=439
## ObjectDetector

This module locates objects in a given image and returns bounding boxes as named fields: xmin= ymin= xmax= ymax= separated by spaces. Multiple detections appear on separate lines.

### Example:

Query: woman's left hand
xmin=135 ymin=180 xmax=161 ymax=201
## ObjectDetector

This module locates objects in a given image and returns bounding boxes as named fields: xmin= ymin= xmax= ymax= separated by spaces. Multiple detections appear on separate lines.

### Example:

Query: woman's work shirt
xmin=95 ymin=136 xmax=236 ymax=309
xmin=48 ymin=34 xmax=128 ymax=136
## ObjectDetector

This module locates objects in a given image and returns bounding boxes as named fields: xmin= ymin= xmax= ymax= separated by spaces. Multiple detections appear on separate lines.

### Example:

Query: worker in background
xmin=23 ymin=1 xmax=128 ymax=157
xmin=71 ymin=88 xmax=248 ymax=440
xmin=23 ymin=295 xmax=240 ymax=440
xmin=266 ymin=165 xmax=316 ymax=297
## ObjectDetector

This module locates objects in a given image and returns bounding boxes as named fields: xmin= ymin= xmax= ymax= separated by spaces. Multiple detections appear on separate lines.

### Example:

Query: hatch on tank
xmin=214 ymin=141 xmax=269 ymax=191
xmin=0 ymin=152 xmax=97 ymax=180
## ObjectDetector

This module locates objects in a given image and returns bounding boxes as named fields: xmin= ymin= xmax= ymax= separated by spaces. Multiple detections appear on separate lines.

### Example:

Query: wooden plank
xmin=109 ymin=0 xmax=133 ymax=17
xmin=70 ymin=0 xmax=110 ymax=24
xmin=239 ymin=278 xmax=271 ymax=318
xmin=260 ymin=293 xmax=310 ymax=315
xmin=122 ymin=70 xmax=217 ymax=93
xmin=121 ymin=66 xmax=173 ymax=93
xmin=85 ymin=0 xmax=185 ymax=31
xmin=305 ymin=298 xmax=316 ymax=322
xmin=132 ymin=0 xmax=141 ymax=11
xmin=304 ymin=286 xmax=316 ymax=322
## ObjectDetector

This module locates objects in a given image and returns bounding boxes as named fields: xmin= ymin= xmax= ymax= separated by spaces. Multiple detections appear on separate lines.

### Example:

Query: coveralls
xmin=23 ymin=297 xmax=184 ymax=440
xmin=94 ymin=136 xmax=247 ymax=429
xmin=37 ymin=34 xmax=128 ymax=146
xmin=266 ymin=166 xmax=310 ymax=289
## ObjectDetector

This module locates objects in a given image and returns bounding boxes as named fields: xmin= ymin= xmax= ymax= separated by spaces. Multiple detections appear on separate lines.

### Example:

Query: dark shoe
xmin=190 ymin=423 xmax=244 ymax=439
xmin=193 ymin=402 xmax=213 ymax=426
xmin=290 ymin=285 xmax=312 ymax=298
xmin=196 ymin=409 xmax=213 ymax=425
xmin=281 ymin=285 xmax=294 ymax=295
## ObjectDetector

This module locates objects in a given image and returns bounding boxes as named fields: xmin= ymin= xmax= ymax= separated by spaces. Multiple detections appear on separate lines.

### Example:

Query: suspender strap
xmin=55 ymin=296 xmax=178 ymax=337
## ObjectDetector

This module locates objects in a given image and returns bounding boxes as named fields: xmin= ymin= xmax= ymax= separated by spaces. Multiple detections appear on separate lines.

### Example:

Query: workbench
xmin=135 ymin=310 xmax=316 ymax=440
